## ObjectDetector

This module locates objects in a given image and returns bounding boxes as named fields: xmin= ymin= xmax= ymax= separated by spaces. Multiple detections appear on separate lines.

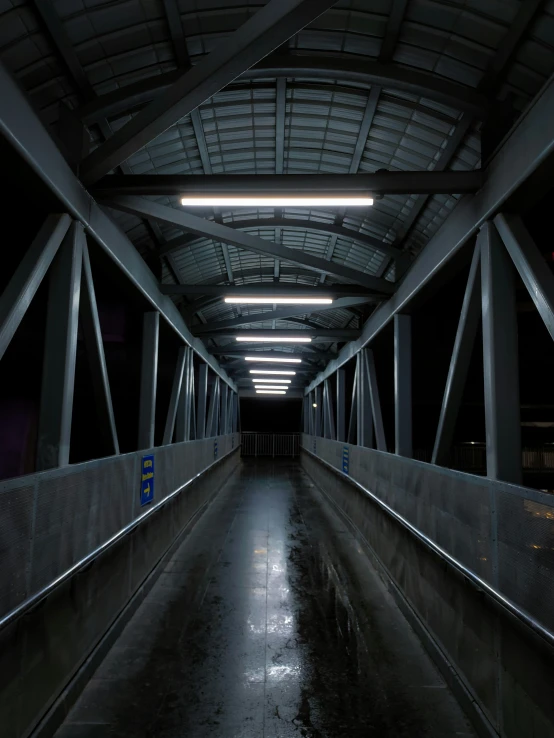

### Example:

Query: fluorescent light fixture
xmin=237 ymin=336 xmax=311 ymax=343
xmin=251 ymin=378 xmax=291 ymax=383
xmin=256 ymin=389 xmax=287 ymax=395
xmin=181 ymin=197 xmax=373 ymax=207
xmin=249 ymin=370 xmax=296 ymax=375
xmin=225 ymin=297 xmax=333 ymax=305
xmin=254 ymin=385 xmax=289 ymax=390
xmin=245 ymin=357 xmax=302 ymax=363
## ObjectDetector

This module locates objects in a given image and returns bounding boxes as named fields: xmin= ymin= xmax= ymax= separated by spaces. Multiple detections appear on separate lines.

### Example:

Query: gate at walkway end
xmin=241 ymin=432 xmax=300 ymax=457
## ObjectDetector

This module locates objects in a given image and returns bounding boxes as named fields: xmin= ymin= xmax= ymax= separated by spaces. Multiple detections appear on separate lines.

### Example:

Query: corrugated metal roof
xmin=1 ymin=0 xmax=553 ymax=364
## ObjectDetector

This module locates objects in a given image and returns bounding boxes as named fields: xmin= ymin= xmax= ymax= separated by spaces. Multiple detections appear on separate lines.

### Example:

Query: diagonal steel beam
xmin=275 ymin=78 xmax=286 ymax=174
xmin=494 ymin=213 xmax=554 ymax=341
xmin=0 ymin=214 xmax=71 ymax=362
xmin=80 ymin=0 xmax=339 ymax=184
xmin=106 ymin=196 xmax=395 ymax=293
xmin=379 ymin=0 xmax=409 ymax=62
xmin=192 ymin=297 xmax=375 ymax=334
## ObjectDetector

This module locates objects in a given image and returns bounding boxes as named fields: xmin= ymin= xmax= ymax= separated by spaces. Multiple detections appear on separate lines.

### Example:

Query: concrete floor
xmin=54 ymin=459 xmax=476 ymax=737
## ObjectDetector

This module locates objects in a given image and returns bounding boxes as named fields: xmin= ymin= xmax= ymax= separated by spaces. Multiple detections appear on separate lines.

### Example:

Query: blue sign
xmin=342 ymin=446 xmax=349 ymax=474
xmin=141 ymin=455 xmax=155 ymax=506
xmin=214 ymin=439 xmax=218 ymax=459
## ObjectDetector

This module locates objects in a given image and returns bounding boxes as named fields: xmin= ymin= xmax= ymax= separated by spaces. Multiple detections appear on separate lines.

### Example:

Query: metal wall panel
xmin=301 ymin=435 xmax=554 ymax=629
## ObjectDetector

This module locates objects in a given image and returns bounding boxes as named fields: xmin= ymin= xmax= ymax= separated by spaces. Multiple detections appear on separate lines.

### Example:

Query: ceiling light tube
xmin=254 ymin=385 xmax=289 ymax=390
xmin=225 ymin=297 xmax=333 ymax=305
xmin=251 ymin=378 xmax=291 ymax=383
xmin=237 ymin=336 xmax=311 ymax=343
xmin=249 ymin=370 xmax=296 ymax=375
xmin=245 ymin=357 xmax=302 ymax=363
xmin=181 ymin=197 xmax=373 ymax=207
xmin=256 ymin=389 xmax=287 ymax=395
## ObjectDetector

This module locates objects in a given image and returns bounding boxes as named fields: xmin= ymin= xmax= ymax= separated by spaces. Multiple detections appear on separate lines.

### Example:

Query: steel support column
xmin=336 ymin=369 xmax=346 ymax=442
xmin=394 ymin=314 xmax=412 ymax=457
xmin=357 ymin=350 xmax=373 ymax=448
xmin=197 ymin=363 xmax=208 ymax=439
xmin=347 ymin=363 xmax=358 ymax=444
xmin=138 ymin=312 xmax=159 ymax=450
xmin=221 ymin=384 xmax=229 ymax=436
xmin=37 ymin=221 xmax=83 ymax=470
xmin=163 ymin=346 xmax=187 ymax=444
xmin=432 ymin=244 xmax=481 ymax=466
xmin=480 ymin=222 xmax=522 ymax=484
xmin=176 ymin=347 xmax=193 ymax=442
xmin=314 ymin=386 xmax=322 ymax=437
xmin=206 ymin=377 xmax=220 ymax=438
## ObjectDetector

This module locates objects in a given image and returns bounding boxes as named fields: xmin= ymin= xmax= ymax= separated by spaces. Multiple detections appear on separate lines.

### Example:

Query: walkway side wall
xmin=301 ymin=437 xmax=554 ymax=738
xmin=0 ymin=434 xmax=240 ymax=738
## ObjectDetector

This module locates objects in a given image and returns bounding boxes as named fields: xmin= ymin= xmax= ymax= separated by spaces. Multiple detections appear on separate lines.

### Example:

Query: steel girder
xmin=305 ymin=68 xmax=554 ymax=393
xmin=93 ymin=172 xmax=483 ymax=197
xmin=106 ymin=196 xmax=395 ymax=293
xmin=0 ymin=61 xmax=237 ymax=393
xmin=191 ymin=297 xmax=375 ymax=335
xmin=199 ymin=329 xmax=361 ymax=340
xmin=78 ymin=53 xmax=489 ymax=127
xmin=79 ymin=0 xmax=338 ymax=184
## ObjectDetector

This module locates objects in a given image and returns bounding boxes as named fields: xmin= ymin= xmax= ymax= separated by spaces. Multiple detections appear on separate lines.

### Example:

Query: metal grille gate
xmin=241 ymin=433 xmax=300 ymax=457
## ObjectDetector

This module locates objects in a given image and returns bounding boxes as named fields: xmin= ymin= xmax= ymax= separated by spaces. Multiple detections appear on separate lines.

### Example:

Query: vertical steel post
xmin=221 ymin=384 xmax=229 ymax=436
xmin=138 ymin=311 xmax=159 ymax=449
xmin=323 ymin=381 xmax=329 ymax=439
xmin=197 ymin=363 xmax=208 ymax=439
xmin=324 ymin=378 xmax=335 ymax=439
xmin=357 ymin=350 xmax=373 ymax=448
xmin=336 ymin=369 xmax=346 ymax=442
xmin=81 ymin=243 xmax=120 ymax=455
xmin=394 ymin=314 xmax=412 ymax=457
xmin=314 ymin=386 xmax=322 ymax=437
xmin=37 ymin=221 xmax=83 ymax=470
xmin=480 ymin=222 xmax=522 ymax=484
xmin=432 ymin=244 xmax=481 ymax=465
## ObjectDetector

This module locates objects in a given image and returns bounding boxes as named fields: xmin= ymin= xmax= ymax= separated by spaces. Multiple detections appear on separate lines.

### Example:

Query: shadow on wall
xmin=240 ymin=398 xmax=302 ymax=432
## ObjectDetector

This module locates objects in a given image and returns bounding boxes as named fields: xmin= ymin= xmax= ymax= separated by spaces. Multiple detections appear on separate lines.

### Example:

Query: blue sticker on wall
xmin=342 ymin=446 xmax=349 ymax=474
xmin=214 ymin=439 xmax=218 ymax=458
xmin=141 ymin=455 xmax=154 ymax=506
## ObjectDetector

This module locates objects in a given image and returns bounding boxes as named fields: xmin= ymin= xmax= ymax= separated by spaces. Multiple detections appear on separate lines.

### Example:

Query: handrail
xmin=302 ymin=445 xmax=554 ymax=650
xmin=0 ymin=443 xmax=239 ymax=632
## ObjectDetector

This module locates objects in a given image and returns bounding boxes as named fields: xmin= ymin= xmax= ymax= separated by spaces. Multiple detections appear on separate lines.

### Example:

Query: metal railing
xmin=241 ymin=432 xmax=300 ymax=457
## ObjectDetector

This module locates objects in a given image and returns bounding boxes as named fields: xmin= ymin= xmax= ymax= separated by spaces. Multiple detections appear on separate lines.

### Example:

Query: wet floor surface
xmin=55 ymin=460 xmax=476 ymax=737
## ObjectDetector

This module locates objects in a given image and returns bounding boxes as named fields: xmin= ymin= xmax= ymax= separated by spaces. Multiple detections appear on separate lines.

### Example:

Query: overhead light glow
xmin=254 ymin=385 xmax=289 ymax=390
xmin=237 ymin=336 xmax=311 ymax=343
xmin=245 ymin=357 xmax=302 ymax=363
xmin=225 ymin=297 xmax=333 ymax=305
xmin=313 ymin=403 xmax=317 ymax=408
xmin=256 ymin=389 xmax=287 ymax=395
xmin=249 ymin=370 xmax=296 ymax=375
xmin=181 ymin=197 xmax=373 ymax=207
xmin=251 ymin=378 xmax=291 ymax=383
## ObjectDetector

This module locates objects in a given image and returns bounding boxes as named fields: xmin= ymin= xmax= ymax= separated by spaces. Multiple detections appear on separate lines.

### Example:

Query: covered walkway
xmin=54 ymin=460 xmax=474 ymax=738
